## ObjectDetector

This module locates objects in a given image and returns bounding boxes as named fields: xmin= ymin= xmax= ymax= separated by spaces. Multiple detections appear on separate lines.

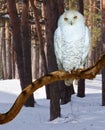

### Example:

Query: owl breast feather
xmin=60 ymin=27 xmax=86 ymax=72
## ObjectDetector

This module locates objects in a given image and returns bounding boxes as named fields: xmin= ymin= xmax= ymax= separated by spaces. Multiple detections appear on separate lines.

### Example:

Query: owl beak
xmin=69 ymin=21 xmax=73 ymax=25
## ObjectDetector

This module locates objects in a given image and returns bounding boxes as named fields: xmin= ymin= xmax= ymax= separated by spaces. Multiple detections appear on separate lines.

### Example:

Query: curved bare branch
xmin=0 ymin=53 xmax=105 ymax=124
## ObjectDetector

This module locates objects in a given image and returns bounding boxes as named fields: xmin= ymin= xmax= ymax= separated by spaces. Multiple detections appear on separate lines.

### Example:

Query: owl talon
xmin=68 ymin=70 xmax=72 ymax=74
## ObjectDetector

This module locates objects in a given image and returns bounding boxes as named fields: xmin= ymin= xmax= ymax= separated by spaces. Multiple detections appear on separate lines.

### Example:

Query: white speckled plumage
xmin=54 ymin=10 xmax=90 ymax=86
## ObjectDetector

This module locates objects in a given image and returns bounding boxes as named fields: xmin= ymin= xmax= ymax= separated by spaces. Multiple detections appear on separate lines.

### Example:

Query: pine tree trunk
xmin=11 ymin=36 xmax=15 ymax=78
xmin=7 ymin=0 xmax=34 ymax=107
xmin=77 ymin=79 xmax=85 ymax=97
xmin=101 ymin=0 xmax=105 ymax=106
xmin=34 ymin=42 xmax=39 ymax=79
xmin=77 ymin=0 xmax=85 ymax=97
xmin=1 ymin=20 xmax=7 ymax=79
xmin=5 ymin=19 xmax=12 ymax=79
xmin=60 ymin=82 xmax=74 ymax=104
xmin=21 ymin=0 xmax=35 ymax=107
xmin=77 ymin=0 xmax=84 ymax=15
xmin=44 ymin=0 xmax=61 ymax=120
xmin=0 ymin=26 xmax=2 ymax=78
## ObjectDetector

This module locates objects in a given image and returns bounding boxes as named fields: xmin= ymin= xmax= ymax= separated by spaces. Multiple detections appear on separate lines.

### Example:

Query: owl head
xmin=58 ymin=10 xmax=85 ymax=27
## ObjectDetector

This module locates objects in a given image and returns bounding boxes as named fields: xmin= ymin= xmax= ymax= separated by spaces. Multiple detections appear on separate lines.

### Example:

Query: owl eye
xmin=73 ymin=16 xmax=77 ymax=19
xmin=64 ymin=17 xmax=68 ymax=21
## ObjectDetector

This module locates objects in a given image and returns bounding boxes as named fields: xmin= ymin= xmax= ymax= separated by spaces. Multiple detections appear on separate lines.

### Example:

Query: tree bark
xmin=1 ymin=20 xmax=7 ymax=79
xmin=11 ymin=36 xmax=15 ymax=78
xmin=30 ymin=0 xmax=48 ymax=74
xmin=44 ymin=0 xmax=61 ymax=120
xmin=21 ymin=0 xmax=35 ymax=107
xmin=0 ymin=26 xmax=3 ymax=78
xmin=7 ymin=0 xmax=34 ymax=107
xmin=77 ymin=79 xmax=85 ymax=97
xmin=77 ymin=0 xmax=84 ymax=15
xmin=5 ymin=19 xmax=12 ymax=79
xmin=34 ymin=42 xmax=40 ymax=79
xmin=77 ymin=0 xmax=85 ymax=98
xmin=60 ymin=81 xmax=74 ymax=104
xmin=101 ymin=0 xmax=105 ymax=106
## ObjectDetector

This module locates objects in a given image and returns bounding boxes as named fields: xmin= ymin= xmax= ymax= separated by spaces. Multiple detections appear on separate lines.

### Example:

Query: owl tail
xmin=64 ymin=79 xmax=73 ymax=86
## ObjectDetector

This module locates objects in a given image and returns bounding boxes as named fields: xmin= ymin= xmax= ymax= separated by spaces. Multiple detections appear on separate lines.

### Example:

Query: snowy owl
xmin=54 ymin=10 xmax=90 ymax=86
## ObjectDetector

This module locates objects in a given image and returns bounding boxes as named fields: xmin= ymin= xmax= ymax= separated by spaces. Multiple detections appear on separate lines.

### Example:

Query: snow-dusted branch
xmin=0 ymin=53 xmax=105 ymax=124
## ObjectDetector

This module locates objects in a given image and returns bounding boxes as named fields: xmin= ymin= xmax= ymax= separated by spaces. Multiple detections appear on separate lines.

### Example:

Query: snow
xmin=0 ymin=75 xmax=105 ymax=130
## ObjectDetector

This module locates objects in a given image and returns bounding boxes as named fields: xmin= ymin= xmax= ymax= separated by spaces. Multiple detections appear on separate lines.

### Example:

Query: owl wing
xmin=82 ymin=26 xmax=90 ymax=65
xmin=54 ymin=27 xmax=63 ymax=70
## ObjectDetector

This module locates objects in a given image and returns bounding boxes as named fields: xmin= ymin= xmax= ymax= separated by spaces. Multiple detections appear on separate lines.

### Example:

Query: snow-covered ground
xmin=0 ymin=75 xmax=105 ymax=130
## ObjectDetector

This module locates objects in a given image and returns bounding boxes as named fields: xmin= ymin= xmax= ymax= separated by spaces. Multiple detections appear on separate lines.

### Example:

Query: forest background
xmin=0 ymin=0 xmax=105 ymax=121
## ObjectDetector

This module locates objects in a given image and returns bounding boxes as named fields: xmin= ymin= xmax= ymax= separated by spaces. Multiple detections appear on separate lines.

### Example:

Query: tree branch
xmin=0 ymin=53 xmax=105 ymax=124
